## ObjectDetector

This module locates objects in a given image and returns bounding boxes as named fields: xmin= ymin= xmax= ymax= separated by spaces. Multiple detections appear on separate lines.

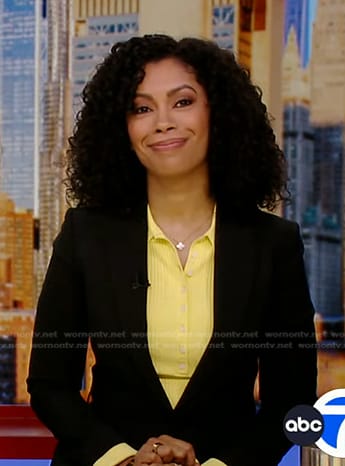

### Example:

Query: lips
xmin=149 ymin=138 xmax=187 ymax=150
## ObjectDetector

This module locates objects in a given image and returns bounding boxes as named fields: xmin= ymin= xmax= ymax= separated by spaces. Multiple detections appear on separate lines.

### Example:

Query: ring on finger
xmin=152 ymin=442 xmax=163 ymax=455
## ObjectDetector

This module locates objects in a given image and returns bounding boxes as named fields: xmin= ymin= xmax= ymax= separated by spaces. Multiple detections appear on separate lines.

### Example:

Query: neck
xmin=147 ymin=171 xmax=214 ymax=225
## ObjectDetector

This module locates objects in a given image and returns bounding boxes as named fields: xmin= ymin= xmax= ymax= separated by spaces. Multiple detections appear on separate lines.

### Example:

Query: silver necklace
xmin=168 ymin=215 xmax=213 ymax=251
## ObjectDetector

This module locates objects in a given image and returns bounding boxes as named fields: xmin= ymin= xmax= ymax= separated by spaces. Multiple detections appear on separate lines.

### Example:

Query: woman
xmin=27 ymin=35 xmax=317 ymax=466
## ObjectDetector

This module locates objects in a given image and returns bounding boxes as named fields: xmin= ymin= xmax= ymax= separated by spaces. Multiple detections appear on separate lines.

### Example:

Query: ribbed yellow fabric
xmin=146 ymin=204 xmax=215 ymax=408
xmin=94 ymin=206 xmax=226 ymax=466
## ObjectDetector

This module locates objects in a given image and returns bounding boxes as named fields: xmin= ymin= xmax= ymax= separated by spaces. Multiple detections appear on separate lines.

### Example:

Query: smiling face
xmin=126 ymin=57 xmax=210 ymax=180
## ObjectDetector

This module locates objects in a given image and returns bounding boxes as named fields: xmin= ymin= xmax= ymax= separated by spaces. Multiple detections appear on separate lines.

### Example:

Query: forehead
xmin=136 ymin=57 xmax=201 ymax=93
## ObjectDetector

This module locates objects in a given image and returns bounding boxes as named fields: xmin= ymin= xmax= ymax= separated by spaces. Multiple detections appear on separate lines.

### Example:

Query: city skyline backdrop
xmin=1 ymin=0 xmax=344 ymax=417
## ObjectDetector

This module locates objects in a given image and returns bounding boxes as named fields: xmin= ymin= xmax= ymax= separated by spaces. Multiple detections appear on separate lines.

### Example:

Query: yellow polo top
xmin=94 ymin=205 xmax=226 ymax=466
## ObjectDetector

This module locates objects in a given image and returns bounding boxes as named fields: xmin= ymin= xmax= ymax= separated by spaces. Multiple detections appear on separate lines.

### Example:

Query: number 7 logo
xmin=314 ymin=388 xmax=345 ymax=458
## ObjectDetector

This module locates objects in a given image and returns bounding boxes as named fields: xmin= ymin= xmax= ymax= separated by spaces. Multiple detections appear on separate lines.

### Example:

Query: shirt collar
xmin=147 ymin=204 xmax=216 ymax=247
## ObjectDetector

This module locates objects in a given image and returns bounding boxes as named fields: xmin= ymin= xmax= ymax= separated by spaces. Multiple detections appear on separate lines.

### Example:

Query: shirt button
xmin=186 ymin=270 xmax=193 ymax=277
xmin=181 ymin=286 xmax=187 ymax=293
xmin=179 ymin=345 xmax=186 ymax=354
xmin=179 ymin=363 xmax=186 ymax=371
xmin=180 ymin=325 xmax=186 ymax=333
xmin=180 ymin=304 xmax=186 ymax=312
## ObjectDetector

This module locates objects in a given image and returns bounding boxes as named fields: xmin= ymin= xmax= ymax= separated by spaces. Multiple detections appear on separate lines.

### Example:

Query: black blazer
xmin=27 ymin=204 xmax=317 ymax=466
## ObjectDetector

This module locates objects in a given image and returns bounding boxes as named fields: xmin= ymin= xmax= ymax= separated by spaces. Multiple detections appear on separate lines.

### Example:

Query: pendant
xmin=176 ymin=241 xmax=185 ymax=251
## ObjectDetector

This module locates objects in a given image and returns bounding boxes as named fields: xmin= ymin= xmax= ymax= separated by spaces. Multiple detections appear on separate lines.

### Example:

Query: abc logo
xmin=285 ymin=417 xmax=323 ymax=433
xmin=283 ymin=405 xmax=324 ymax=446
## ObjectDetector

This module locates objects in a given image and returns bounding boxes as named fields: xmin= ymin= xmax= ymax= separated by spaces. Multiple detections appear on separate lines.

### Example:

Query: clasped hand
xmin=133 ymin=434 xmax=199 ymax=466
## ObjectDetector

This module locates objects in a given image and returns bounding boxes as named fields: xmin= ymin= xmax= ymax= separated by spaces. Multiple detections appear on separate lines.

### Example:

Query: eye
xmin=175 ymin=98 xmax=193 ymax=108
xmin=133 ymin=105 xmax=151 ymax=114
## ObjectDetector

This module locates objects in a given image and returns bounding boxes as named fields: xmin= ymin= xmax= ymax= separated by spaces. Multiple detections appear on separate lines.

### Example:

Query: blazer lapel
xmin=105 ymin=206 xmax=261 ymax=411
xmin=175 ymin=211 xmax=260 ymax=409
xmin=213 ymin=212 xmax=260 ymax=334
xmin=107 ymin=205 xmax=173 ymax=410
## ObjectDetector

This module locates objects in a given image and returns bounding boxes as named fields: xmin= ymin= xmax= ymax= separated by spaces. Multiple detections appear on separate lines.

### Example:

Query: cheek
xmin=127 ymin=126 xmax=147 ymax=163
xmin=189 ymin=106 xmax=210 ymax=137
xmin=127 ymin=121 xmax=150 ymax=149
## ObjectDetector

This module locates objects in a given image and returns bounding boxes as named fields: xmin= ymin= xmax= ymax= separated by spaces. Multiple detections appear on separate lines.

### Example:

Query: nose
xmin=156 ymin=123 xmax=175 ymax=133
xmin=155 ymin=107 xmax=176 ymax=133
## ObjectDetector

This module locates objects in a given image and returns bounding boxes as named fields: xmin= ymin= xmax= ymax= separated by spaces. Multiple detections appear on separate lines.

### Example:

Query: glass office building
xmin=0 ymin=0 xmax=38 ymax=211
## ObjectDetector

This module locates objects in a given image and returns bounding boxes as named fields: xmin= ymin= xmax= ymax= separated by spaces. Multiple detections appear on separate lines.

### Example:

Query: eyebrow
xmin=135 ymin=84 xmax=197 ymax=100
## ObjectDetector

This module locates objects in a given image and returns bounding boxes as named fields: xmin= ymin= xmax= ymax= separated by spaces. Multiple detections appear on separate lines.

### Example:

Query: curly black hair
xmin=65 ymin=34 xmax=288 ymax=215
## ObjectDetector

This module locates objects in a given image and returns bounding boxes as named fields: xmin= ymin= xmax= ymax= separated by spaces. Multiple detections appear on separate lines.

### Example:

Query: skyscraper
xmin=37 ymin=0 xmax=73 ymax=295
xmin=0 ymin=192 xmax=34 ymax=311
xmin=212 ymin=1 xmax=252 ymax=70
xmin=0 ymin=310 xmax=35 ymax=403
xmin=37 ymin=0 xmax=140 ymax=295
xmin=0 ymin=0 xmax=41 ymax=211
xmin=284 ymin=0 xmax=310 ymax=67
xmin=310 ymin=0 xmax=345 ymax=125
xmin=73 ymin=0 xmax=139 ymax=115
xmin=0 ymin=191 xmax=34 ymax=404
xmin=308 ymin=0 xmax=345 ymax=320
xmin=282 ymin=27 xmax=314 ymax=226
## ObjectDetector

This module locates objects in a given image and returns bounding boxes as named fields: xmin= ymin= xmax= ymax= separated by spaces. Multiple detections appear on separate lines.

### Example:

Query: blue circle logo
xmin=314 ymin=388 xmax=345 ymax=457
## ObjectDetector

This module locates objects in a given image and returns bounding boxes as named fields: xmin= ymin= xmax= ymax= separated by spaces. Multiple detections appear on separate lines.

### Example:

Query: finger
xmin=145 ymin=437 xmax=163 ymax=452
xmin=154 ymin=436 xmax=196 ymax=466
xmin=151 ymin=444 xmax=174 ymax=463
xmin=151 ymin=442 xmax=162 ymax=452
xmin=173 ymin=447 xmax=195 ymax=466
xmin=138 ymin=452 xmax=162 ymax=464
xmin=157 ymin=435 xmax=196 ymax=466
xmin=141 ymin=438 xmax=163 ymax=456
xmin=136 ymin=439 xmax=164 ymax=464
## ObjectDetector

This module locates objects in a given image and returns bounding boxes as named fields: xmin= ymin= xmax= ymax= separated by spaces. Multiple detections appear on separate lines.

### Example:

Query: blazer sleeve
xmin=221 ymin=220 xmax=317 ymax=466
xmin=254 ymin=221 xmax=317 ymax=466
xmin=27 ymin=208 xmax=128 ymax=466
